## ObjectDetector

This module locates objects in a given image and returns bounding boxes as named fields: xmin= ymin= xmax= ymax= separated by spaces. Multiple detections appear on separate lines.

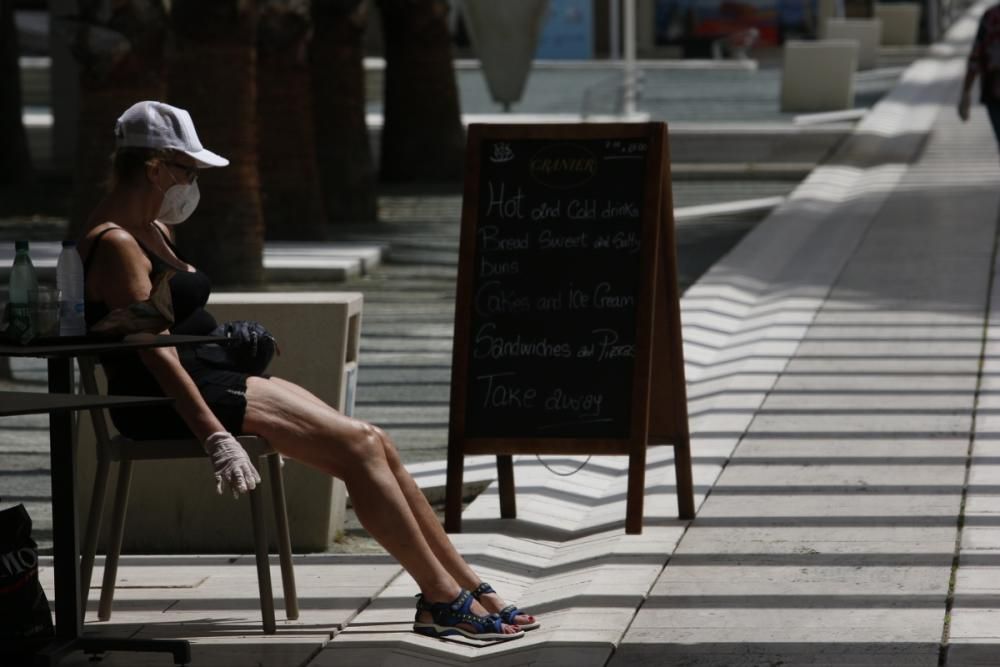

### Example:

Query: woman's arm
xmin=137 ymin=343 xmax=226 ymax=442
xmin=960 ymin=66 xmax=978 ymax=122
xmin=92 ymin=229 xmax=227 ymax=442
xmin=961 ymin=17 xmax=988 ymax=121
xmin=91 ymin=229 xmax=259 ymax=495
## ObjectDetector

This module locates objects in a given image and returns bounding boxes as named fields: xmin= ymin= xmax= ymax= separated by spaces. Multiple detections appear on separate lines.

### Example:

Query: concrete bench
xmin=781 ymin=40 xmax=859 ymax=113
xmin=75 ymin=291 xmax=364 ymax=552
xmin=0 ymin=241 xmax=384 ymax=284
xmin=874 ymin=2 xmax=921 ymax=46
xmin=824 ymin=18 xmax=882 ymax=70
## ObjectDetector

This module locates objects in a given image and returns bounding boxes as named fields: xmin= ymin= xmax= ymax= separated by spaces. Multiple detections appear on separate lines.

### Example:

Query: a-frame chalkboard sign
xmin=446 ymin=122 xmax=693 ymax=534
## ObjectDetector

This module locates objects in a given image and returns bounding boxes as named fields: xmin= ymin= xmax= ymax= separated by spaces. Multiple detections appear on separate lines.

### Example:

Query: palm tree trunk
xmin=67 ymin=0 xmax=168 ymax=238
xmin=258 ymin=1 xmax=328 ymax=240
xmin=169 ymin=0 xmax=264 ymax=286
xmin=376 ymin=0 xmax=464 ymax=184
xmin=0 ymin=0 xmax=35 ymax=204
xmin=311 ymin=0 xmax=376 ymax=223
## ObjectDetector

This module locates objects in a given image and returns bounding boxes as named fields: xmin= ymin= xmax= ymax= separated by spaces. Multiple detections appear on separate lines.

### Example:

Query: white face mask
xmin=156 ymin=170 xmax=201 ymax=225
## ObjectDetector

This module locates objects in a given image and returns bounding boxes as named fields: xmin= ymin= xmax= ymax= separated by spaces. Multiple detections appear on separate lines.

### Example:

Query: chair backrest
xmin=77 ymin=355 xmax=118 ymax=461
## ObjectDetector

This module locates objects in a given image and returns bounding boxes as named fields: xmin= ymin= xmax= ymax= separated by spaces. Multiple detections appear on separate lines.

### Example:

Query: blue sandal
xmin=413 ymin=589 xmax=524 ymax=641
xmin=471 ymin=582 xmax=541 ymax=631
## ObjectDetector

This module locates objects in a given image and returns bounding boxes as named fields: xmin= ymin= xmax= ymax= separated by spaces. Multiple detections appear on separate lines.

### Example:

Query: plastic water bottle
xmin=8 ymin=240 xmax=39 ymax=343
xmin=56 ymin=240 xmax=86 ymax=336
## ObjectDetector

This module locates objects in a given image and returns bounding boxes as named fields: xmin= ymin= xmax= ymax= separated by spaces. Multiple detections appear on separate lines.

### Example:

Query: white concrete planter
xmin=825 ymin=18 xmax=883 ymax=70
xmin=781 ymin=40 xmax=859 ymax=112
xmin=874 ymin=2 xmax=921 ymax=46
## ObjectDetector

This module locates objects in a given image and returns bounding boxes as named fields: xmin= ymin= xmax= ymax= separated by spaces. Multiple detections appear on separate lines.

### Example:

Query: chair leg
xmin=80 ymin=456 xmax=111 ymax=618
xmin=249 ymin=484 xmax=277 ymax=634
xmin=267 ymin=455 xmax=298 ymax=620
xmin=98 ymin=459 xmax=133 ymax=621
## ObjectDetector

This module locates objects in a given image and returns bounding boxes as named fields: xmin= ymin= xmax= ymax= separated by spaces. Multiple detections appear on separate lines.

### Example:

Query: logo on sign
xmin=490 ymin=142 xmax=515 ymax=163
xmin=528 ymin=144 xmax=598 ymax=189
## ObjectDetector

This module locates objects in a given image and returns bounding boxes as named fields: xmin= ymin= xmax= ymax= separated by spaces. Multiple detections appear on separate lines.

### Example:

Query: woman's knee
xmin=370 ymin=425 xmax=403 ymax=468
xmin=339 ymin=421 xmax=389 ymax=469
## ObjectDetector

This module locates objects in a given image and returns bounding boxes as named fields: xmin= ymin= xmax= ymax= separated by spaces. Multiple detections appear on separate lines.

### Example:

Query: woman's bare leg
xmin=370 ymin=424 xmax=536 ymax=625
xmin=262 ymin=376 xmax=537 ymax=625
xmin=242 ymin=377 xmax=519 ymax=632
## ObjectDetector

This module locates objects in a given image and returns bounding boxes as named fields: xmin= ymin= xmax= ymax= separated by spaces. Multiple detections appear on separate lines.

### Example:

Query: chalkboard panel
xmin=447 ymin=122 xmax=694 ymax=533
xmin=449 ymin=123 xmax=669 ymax=451
xmin=465 ymin=136 xmax=648 ymax=439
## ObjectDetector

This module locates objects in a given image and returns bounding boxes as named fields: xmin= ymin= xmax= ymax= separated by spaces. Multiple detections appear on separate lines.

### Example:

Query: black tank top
xmin=82 ymin=225 xmax=219 ymax=400
xmin=83 ymin=224 xmax=216 ymax=336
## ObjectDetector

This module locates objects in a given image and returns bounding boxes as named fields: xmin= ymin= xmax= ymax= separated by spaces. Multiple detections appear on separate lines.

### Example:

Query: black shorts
xmin=106 ymin=349 xmax=264 ymax=440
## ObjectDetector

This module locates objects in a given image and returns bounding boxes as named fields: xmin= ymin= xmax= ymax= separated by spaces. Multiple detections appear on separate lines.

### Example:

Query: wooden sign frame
xmin=445 ymin=122 xmax=693 ymax=534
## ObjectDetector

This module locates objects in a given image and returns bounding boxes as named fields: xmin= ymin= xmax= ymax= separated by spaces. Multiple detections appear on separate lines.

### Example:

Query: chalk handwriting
xmin=477 ymin=372 xmax=538 ymax=409
xmin=485 ymin=181 xmax=526 ymax=220
xmin=479 ymin=225 xmax=529 ymax=251
xmin=473 ymin=322 xmax=573 ymax=360
xmin=474 ymin=281 xmax=532 ymax=316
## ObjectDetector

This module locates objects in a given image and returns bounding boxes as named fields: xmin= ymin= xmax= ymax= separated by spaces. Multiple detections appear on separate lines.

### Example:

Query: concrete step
xmin=0 ymin=241 xmax=385 ymax=284
xmin=22 ymin=108 xmax=847 ymax=177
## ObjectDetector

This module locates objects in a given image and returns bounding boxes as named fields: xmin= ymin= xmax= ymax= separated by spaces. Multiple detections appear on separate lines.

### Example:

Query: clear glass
xmin=34 ymin=286 xmax=61 ymax=338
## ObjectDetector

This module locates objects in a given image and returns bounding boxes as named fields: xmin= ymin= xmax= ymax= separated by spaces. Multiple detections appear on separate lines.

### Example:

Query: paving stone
xmin=947 ymin=640 xmax=1000 ymax=667
xmin=712 ymin=462 xmax=967 ymax=488
xmin=694 ymin=494 xmax=961 ymax=519
xmin=963 ymin=495 xmax=1000 ymax=515
xmin=655 ymin=565 xmax=947 ymax=592
xmin=784 ymin=358 xmax=980 ymax=373
xmin=948 ymin=609 xmax=1000 ymax=639
xmin=953 ymin=567 xmax=1000 ymax=594
xmin=625 ymin=608 xmax=942 ymax=638
xmin=961 ymin=527 xmax=1000 ymax=551
xmin=762 ymin=391 xmax=976 ymax=410
xmin=733 ymin=437 xmax=970 ymax=458
xmin=748 ymin=413 xmax=973 ymax=434
xmin=611 ymin=640 xmax=940 ymax=667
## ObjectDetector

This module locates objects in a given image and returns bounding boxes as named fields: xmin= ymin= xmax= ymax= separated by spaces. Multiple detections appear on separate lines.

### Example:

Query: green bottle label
xmin=8 ymin=303 xmax=34 ymax=344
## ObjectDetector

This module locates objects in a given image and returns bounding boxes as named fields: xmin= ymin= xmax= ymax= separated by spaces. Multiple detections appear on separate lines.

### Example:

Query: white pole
xmin=623 ymin=0 xmax=637 ymax=117
xmin=610 ymin=0 xmax=621 ymax=60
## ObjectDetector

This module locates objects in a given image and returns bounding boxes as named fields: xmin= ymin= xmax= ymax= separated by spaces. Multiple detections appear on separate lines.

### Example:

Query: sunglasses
xmin=162 ymin=160 xmax=198 ymax=183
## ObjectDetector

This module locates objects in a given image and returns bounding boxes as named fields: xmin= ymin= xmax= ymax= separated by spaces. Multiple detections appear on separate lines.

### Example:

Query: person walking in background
xmin=78 ymin=100 xmax=540 ymax=642
xmin=960 ymin=2 xmax=1000 ymax=144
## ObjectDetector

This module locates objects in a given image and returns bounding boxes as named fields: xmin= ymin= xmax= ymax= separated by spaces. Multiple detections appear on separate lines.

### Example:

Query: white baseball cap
xmin=114 ymin=100 xmax=229 ymax=168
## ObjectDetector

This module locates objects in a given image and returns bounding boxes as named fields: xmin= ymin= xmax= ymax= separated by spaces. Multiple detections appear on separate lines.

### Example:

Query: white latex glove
xmin=203 ymin=432 xmax=262 ymax=498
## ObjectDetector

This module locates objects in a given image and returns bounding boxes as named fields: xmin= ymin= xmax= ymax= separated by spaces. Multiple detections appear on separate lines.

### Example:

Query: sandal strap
xmin=470 ymin=582 xmax=497 ymax=599
xmin=497 ymin=604 xmax=524 ymax=624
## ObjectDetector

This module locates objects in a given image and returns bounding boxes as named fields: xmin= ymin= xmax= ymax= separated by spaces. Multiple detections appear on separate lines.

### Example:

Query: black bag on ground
xmin=194 ymin=320 xmax=280 ymax=376
xmin=0 ymin=504 xmax=54 ymax=641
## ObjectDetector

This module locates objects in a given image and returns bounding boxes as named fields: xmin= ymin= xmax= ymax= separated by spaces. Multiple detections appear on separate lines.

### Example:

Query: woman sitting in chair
xmin=78 ymin=100 xmax=539 ymax=642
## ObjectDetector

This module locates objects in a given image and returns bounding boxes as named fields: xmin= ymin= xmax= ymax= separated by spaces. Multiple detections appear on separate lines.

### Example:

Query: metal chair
xmin=76 ymin=356 xmax=298 ymax=634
